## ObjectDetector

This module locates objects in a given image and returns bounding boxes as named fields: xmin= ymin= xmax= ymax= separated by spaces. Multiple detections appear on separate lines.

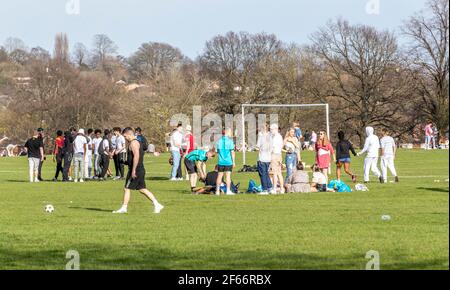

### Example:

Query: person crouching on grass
xmin=215 ymin=128 xmax=236 ymax=196
xmin=113 ymin=127 xmax=164 ymax=214
xmin=184 ymin=148 xmax=216 ymax=193
xmin=335 ymin=131 xmax=357 ymax=183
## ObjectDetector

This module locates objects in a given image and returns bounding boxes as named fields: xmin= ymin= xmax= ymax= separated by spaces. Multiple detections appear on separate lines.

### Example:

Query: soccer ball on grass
xmin=44 ymin=204 xmax=55 ymax=213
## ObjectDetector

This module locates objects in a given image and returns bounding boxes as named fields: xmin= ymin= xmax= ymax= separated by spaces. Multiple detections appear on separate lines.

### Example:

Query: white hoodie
xmin=359 ymin=127 xmax=380 ymax=158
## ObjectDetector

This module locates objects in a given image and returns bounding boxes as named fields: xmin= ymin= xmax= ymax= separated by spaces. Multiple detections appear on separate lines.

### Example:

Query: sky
xmin=0 ymin=0 xmax=428 ymax=59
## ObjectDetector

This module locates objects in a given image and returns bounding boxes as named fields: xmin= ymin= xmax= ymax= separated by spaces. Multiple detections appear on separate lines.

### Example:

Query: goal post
xmin=241 ymin=103 xmax=330 ymax=166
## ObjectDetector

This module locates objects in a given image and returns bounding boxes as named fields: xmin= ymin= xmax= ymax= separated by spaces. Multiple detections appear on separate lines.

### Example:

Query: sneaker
xmin=226 ymin=191 xmax=235 ymax=196
xmin=177 ymin=178 xmax=184 ymax=181
xmin=170 ymin=178 xmax=178 ymax=181
xmin=395 ymin=176 xmax=399 ymax=183
xmin=74 ymin=179 xmax=78 ymax=183
xmin=154 ymin=203 xmax=164 ymax=214
xmin=68 ymin=177 xmax=73 ymax=181
xmin=258 ymin=191 xmax=270 ymax=195
xmin=113 ymin=207 xmax=127 ymax=214
xmin=185 ymin=176 xmax=190 ymax=181
xmin=113 ymin=176 xmax=121 ymax=181
xmin=79 ymin=179 xmax=84 ymax=183
xmin=280 ymin=188 xmax=286 ymax=194
xmin=269 ymin=189 xmax=278 ymax=195
xmin=34 ymin=179 xmax=40 ymax=183
xmin=215 ymin=191 xmax=221 ymax=196
xmin=52 ymin=178 xmax=58 ymax=182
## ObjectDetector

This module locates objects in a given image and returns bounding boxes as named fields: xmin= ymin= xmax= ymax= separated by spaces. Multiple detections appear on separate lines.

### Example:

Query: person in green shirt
xmin=184 ymin=149 xmax=216 ymax=192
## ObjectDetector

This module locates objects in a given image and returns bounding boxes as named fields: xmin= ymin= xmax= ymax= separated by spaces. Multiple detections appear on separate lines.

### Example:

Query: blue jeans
xmin=285 ymin=153 xmax=297 ymax=183
xmin=171 ymin=150 xmax=181 ymax=178
xmin=257 ymin=161 xmax=272 ymax=191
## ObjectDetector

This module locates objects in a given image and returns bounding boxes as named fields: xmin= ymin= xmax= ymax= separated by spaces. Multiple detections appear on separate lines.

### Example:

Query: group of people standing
xmin=24 ymin=127 xmax=149 ymax=183
xmin=254 ymin=124 xmax=400 ymax=195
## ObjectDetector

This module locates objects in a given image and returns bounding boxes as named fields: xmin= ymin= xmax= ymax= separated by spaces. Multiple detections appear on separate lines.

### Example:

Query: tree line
xmin=0 ymin=0 xmax=447 ymax=148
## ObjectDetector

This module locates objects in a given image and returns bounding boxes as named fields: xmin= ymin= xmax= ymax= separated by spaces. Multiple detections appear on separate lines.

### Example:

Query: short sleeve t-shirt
xmin=24 ymin=137 xmax=43 ymax=158
xmin=186 ymin=149 xmax=208 ymax=162
xmin=312 ymin=172 xmax=327 ymax=185
xmin=116 ymin=135 xmax=126 ymax=154
xmin=184 ymin=133 xmax=195 ymax=154
xmin=215 ymin=136 xmax=235 ymax=166
xmin=93 ymin=137 xmax=102 ymax=155
xmin=74 ymin=135 xmax=87 ymax=154
xmin=380 ymin=136 xmax=396 ymax=157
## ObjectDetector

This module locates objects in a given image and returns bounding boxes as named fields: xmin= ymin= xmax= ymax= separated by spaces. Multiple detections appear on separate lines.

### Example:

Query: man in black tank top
xmin=113 ymin=127 xmax=164 ymax=214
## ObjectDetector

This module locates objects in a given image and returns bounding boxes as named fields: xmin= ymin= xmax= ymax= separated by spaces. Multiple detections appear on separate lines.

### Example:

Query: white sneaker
xmin=226 ymin=192 xmax=235 ymax=196
xmin=68 ymin=177 xmax=72 ymax=181
xmin=79 ymin=179 xmax=84 ymax=183
xmin=154 ymin=203 xmax=164 ymax=214
xmin=185 ymin=176 xmax=190 ymax=181
xmin=113 ymin=207 xmax=127 ymax=214
xmin=258 ymin=191 xmax=269 ymax=195
xmin=34 ymin=179 xmax=40 ymax=183
xmin=177 ymin=178 xmax=184 ymax=181
xmin=170 ymin=178 xmax=178 ymax=181
xmin=215 ymin=191 xmax=221 ymax=196
xmin=280 ymin=188 xmax=286 ymax=194
xmin=269 ymin=189 xmax=278 ymax=195
xmin=74 ymin=179 xmax=78 ymax=183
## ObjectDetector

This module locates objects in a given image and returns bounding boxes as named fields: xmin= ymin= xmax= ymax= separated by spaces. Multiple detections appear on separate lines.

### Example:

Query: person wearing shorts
xmin=215 ymin=128 xmax=236 ymax=196
xmin=184 ymin=149 xmax=215 ymax=192
xmin=335 ymin=131 xmax=357 ymax=183
xmin=113 ymin=128 xmax=164 ymax=214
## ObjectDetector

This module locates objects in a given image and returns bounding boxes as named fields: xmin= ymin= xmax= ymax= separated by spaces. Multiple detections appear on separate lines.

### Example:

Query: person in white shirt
xmin=256 ymin=124 xmax=273 ymax=194
xmin=113 ymin=128 xmax=126 ymax=180
xmin=269 ymin=124 xmax=285 ymax=194
xmin=84 ymin=129 xmax=94 ymax=179
xmin=380 ymin=128 xmax=399 ymax=183
xmin=92 ymin=129 xmax=103 ymax=177
xmin=357 ymin=127 xmax=382 ymax=183
xmin=170 ymin=124 xmax=183 ymax=181
xmin=73 ymin=129 xmax=87 ymax=183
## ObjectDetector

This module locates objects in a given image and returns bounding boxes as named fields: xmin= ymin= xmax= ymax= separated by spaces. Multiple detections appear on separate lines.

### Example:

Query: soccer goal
xmin=240 ymin=103 xmax=330 ymax=166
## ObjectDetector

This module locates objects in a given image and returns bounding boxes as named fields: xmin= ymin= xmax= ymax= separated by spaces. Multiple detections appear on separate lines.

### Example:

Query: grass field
xmin=0 ymin=150 xmax=448 ymax=270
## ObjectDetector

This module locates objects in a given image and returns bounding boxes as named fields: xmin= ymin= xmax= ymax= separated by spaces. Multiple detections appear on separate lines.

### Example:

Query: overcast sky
xmin=0 ymin=0 xmax=428 ymax=59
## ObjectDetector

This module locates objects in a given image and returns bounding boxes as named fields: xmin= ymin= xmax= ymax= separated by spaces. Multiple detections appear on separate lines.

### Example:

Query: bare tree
xmin=3 ymin=37 xmax=27 ymax=54
xmin=128 ymin=42 xmax=184 ymax=81
xmin=91 ymin=34 xmax=118 ymax=69
xmin=72 ymin=42 xmax=89 ymax=68
xmin=403 ymin=0 xmax=449 ymax=135
xmin=310 ymin=19 xmax=419 ymax=145
xmin=54 ymin=33 xmax=70 ymax=66
xmin=200 ymin=31 xmax=284 ymax=113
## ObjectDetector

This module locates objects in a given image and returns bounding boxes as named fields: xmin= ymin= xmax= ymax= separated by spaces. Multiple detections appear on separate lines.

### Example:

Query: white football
xmin=44 ymin=204 xmax=55 ymax=213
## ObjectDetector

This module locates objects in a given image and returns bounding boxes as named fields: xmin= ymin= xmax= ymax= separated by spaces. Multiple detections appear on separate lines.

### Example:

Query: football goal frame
xmin=240 ymin=103 xmax=330 ymax=166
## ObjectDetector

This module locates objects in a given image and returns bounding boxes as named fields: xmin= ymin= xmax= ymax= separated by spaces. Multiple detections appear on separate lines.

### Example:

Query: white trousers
xmin=381 ymin=156 xmax=397 ymax=182
xmin=364 ymin=157 xmax=381 ymax=182
xmin=84 ymin=155 xmax=92 ymax=178
xmin=28 ymin=157 xmax=40 ymax=182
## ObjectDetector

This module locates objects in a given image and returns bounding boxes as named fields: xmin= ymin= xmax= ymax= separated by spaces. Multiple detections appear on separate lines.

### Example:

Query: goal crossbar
xmin=241 ymin=103 xmax=330 ymax=165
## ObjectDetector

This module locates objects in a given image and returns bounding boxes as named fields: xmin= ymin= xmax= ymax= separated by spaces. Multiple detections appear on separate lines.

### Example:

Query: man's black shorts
xmin=125 ymin=169 xmax=146 ymax=190
xmin=218 ymin=165 xmax=233 ymax=173
xmin=184 ymin=158 xmax=198 ymax=175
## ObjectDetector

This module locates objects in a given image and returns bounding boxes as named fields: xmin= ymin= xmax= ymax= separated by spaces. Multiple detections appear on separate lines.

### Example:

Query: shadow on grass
xmin=68 ymin=207 xmax=113 ymax=213
xmin=0 ymin=245 xmax=447 ymax=270
xmin=147 ymin=177 xmax=170 ymax=181
xmin=417 ymin=187 xmax=449 ymax=193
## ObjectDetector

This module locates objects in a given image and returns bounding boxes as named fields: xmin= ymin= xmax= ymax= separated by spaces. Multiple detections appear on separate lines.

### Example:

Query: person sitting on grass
xmin=184 ymin=148 xmax=216 ymax=193
xmin=310 ymin=164 xmax=329 ymax=192
xmin=285 ymin=162 xmax=311 ymax=193
xmin=193 ymin=166 xmax=240 ymax=195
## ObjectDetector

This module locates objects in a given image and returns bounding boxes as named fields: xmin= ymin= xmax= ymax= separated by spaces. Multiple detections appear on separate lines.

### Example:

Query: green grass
xmin=0 ymin=150 xmax=448 ymax=270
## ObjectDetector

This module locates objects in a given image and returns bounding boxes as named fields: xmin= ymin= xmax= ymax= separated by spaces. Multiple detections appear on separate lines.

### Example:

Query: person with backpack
xmin=98 ymin=129 xmax=112 ymax=181
xmin=135 ymin=127 xmax=149 ymax=152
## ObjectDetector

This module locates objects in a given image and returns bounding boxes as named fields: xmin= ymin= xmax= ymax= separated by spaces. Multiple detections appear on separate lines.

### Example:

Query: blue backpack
xmin=328 ymin=180 xmax=352 ymax=193
xmin=247 ymin=180 xmax=263 ymax=193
